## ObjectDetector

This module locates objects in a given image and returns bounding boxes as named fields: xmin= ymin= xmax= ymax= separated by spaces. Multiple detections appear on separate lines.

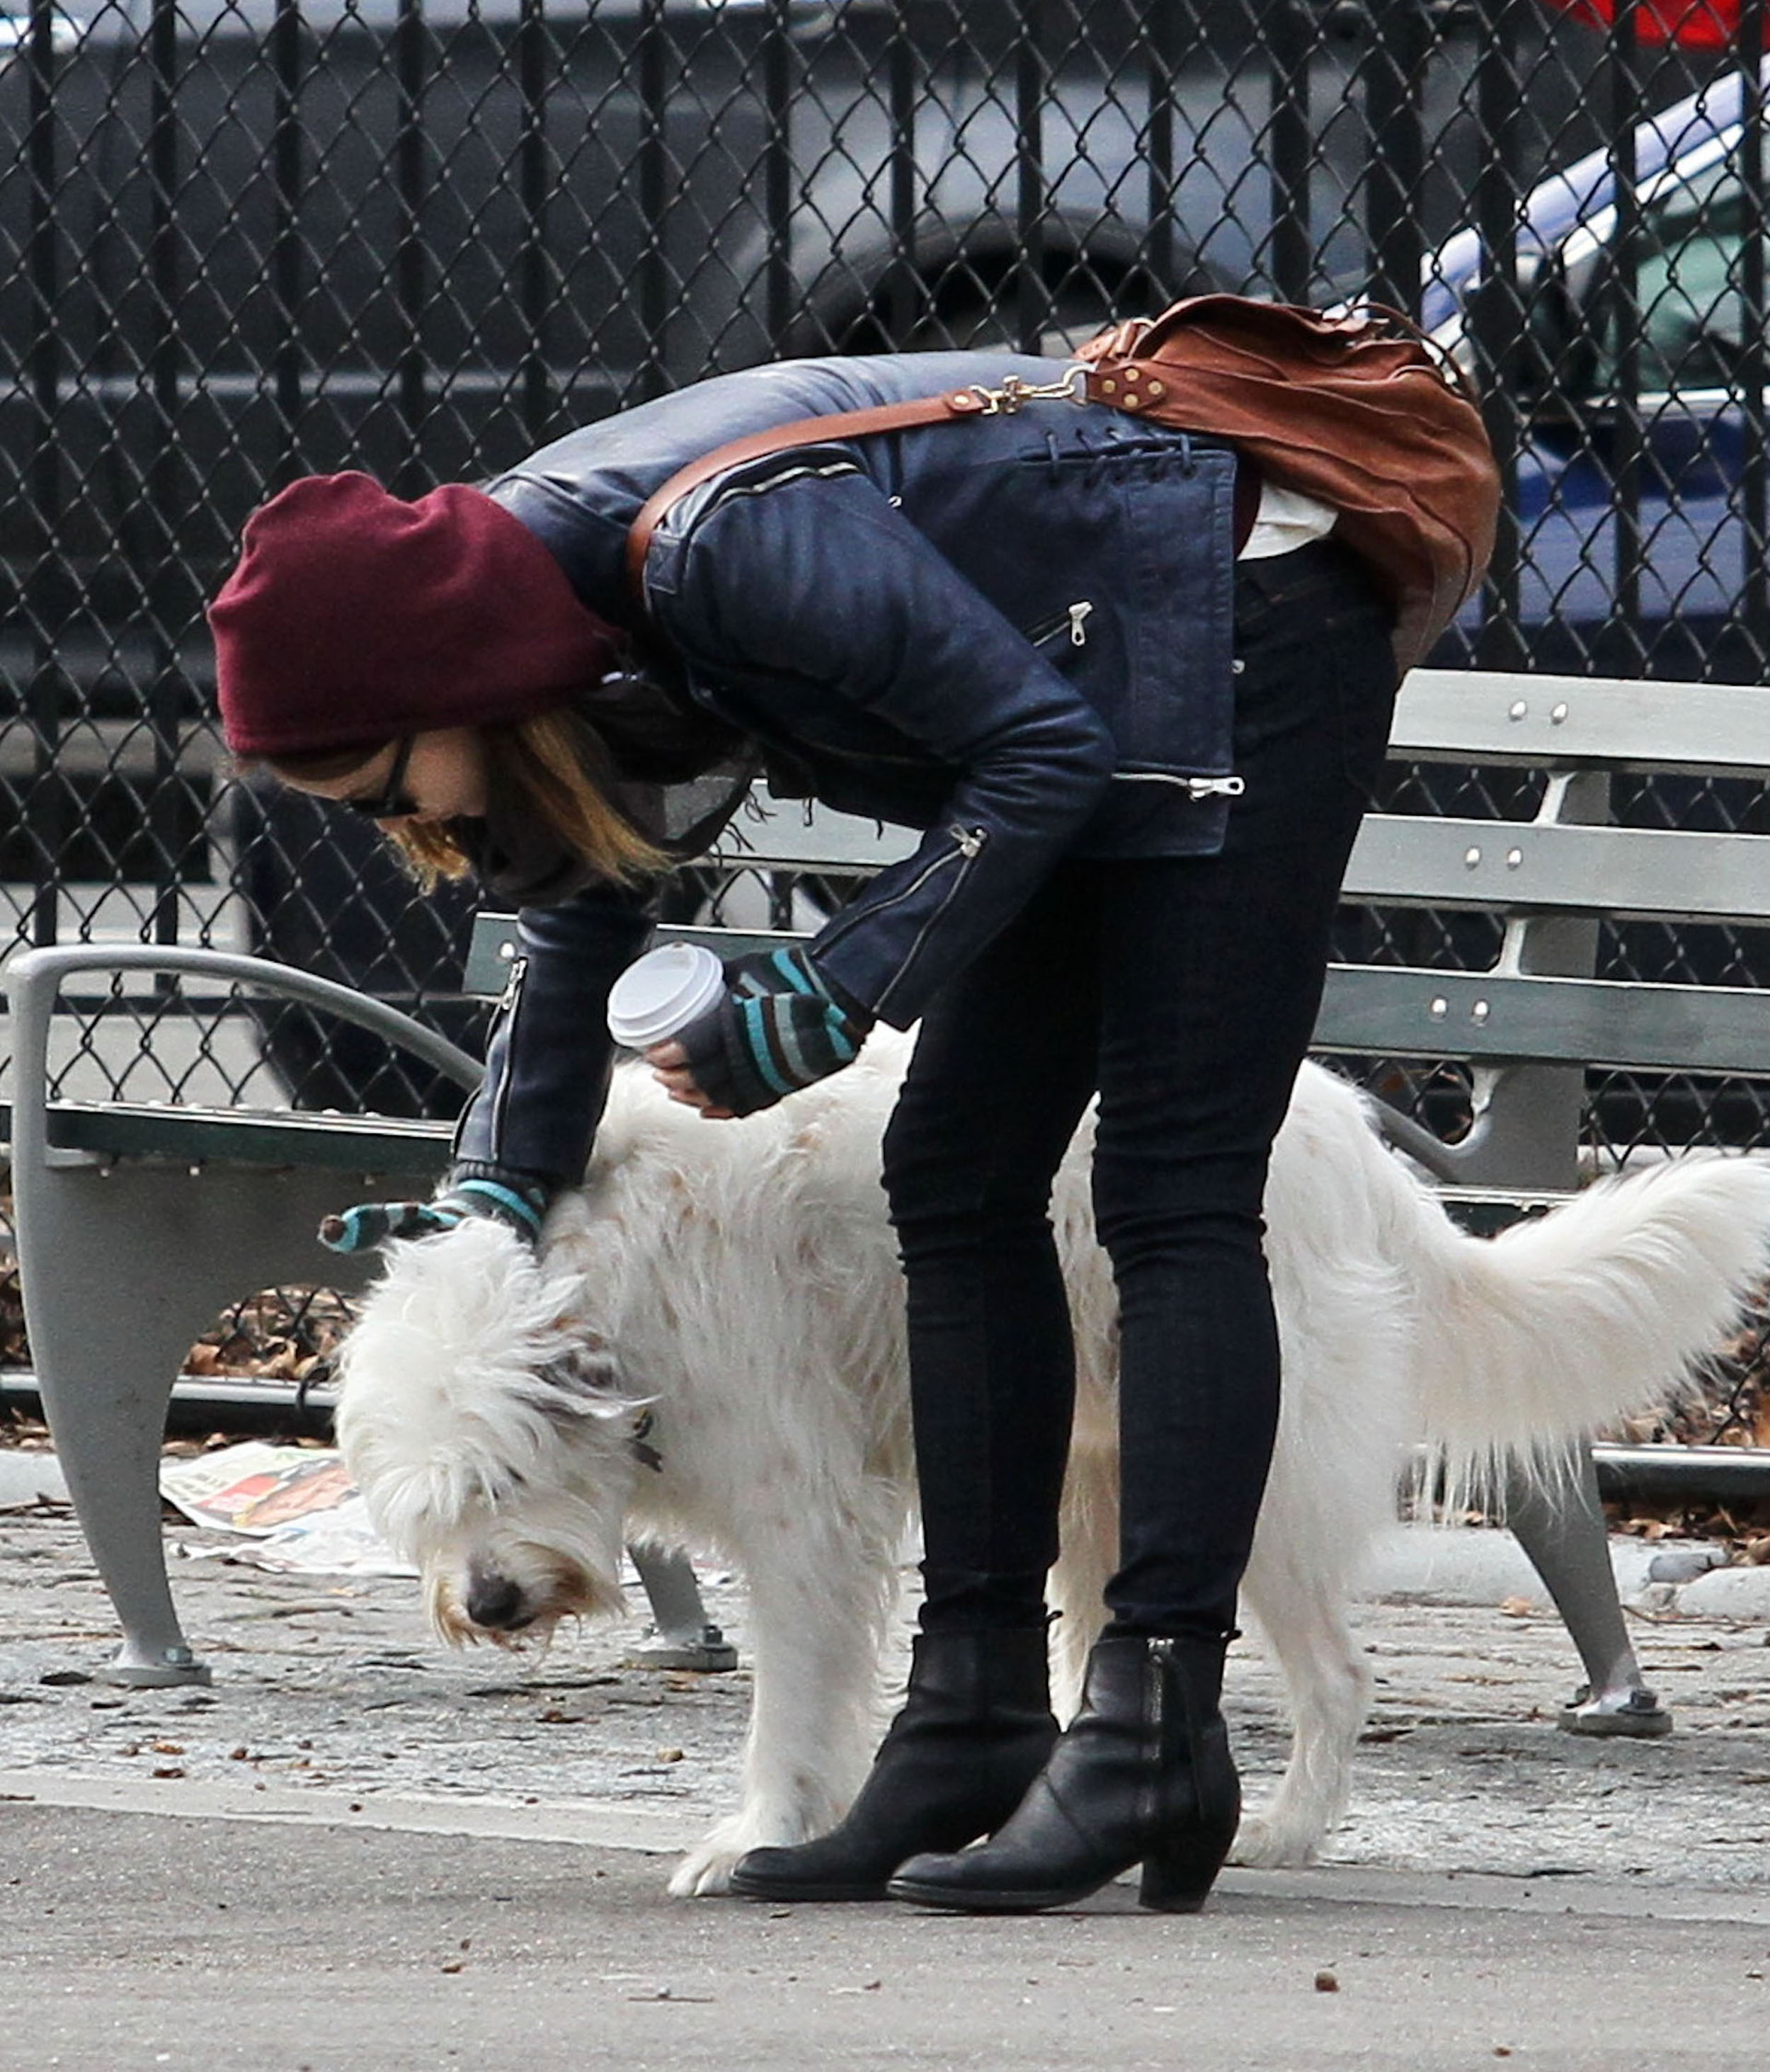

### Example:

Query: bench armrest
xmin=3 ymin=944 xmax=483 ymax=1171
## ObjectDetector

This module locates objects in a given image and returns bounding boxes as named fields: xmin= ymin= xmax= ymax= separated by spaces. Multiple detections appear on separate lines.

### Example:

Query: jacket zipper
xmin=820 ymin=824 xmax=986 ymax=947
xmin=1026 ymin=600 xmax=1093 ymax=651
xmin=451 ymin=952 xmax=529 ymax=1159
xmin=486 ymin=954 xmax=530 ymax=1152
xmin=876 ymin=824 xmax=988 ymax=1014
xmin=1110 ymin=771 xmax=1245 ymax=799
xmin=818 ymin=823 xmax=988 ymax=1006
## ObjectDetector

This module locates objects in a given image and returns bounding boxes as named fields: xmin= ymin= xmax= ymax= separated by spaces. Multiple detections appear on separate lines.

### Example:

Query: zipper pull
xmin=1182 ymin=775 xmax=1245 ymax=801
xmin=1068 ymin=601 xmax=1093 ymax=647
xmin=952 ymin=825 xmax=988 ymax=859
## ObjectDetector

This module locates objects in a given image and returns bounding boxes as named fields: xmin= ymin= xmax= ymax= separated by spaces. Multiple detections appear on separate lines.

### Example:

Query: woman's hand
xmin=644 ymin=1038 xmax=737 ymax=1120
xmin=643 ymin=947 xmax=872 ymax=1119
xmin=317 ymin=1168 xmax=552 ymax=1251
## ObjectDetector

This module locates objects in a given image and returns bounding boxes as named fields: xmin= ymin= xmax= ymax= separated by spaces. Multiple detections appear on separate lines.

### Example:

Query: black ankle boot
xmin=886 ymin=1632 xmax=1239 ymax=1915
xmin=727 ymin=1627 xmax=1058 ymax=1902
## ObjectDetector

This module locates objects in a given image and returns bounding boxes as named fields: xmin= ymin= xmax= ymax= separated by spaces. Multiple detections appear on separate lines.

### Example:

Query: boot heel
xmin=1138 ymin=1833 xmax=1226 ymax=1913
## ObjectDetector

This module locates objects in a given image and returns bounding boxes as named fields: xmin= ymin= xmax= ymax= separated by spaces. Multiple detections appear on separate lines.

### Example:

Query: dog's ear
xmin=528 ymin=1327 xmax=636 ymax=1423
xmin=472 ymin=1462 xmax=528 ymax=1506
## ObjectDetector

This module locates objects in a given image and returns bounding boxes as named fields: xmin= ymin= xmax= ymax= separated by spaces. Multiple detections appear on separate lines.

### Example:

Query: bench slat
xmin=472 ymin=811 xmax=1770 ymax=996
xmin=1436 ymin=1188 xmax=1565 ymax=1236
xmin=463 ymin=921 xmax=519 ymax=997
xmin=652 ymin=924 xmax=804 ymax=962
xmin=464 ymin=916 xmax=808 ymax=995
xmin=42 ymin=1101 xmax=455 ymax=1176
xmin=464 ymin=911 xmax=1770 ymax=1081
xmin=1396 ymin=671 xmax=1770 ymax=775
xmin=1314 ymin=965 xmax=1770 ymax=1076
xmin=706 ymin=807 xmax=919 ymax=873
xmin=1342 ymin=814 xmax=1770 ymax=923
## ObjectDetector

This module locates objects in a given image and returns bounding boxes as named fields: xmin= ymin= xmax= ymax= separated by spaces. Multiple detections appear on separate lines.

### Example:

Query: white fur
xmin=334 ymin=1032 xmax=1770 ymax=1894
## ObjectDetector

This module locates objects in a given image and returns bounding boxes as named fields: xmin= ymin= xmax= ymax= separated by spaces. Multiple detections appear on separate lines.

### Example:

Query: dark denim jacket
xmin=454 ymin=350 xmax=1243 ymax=1185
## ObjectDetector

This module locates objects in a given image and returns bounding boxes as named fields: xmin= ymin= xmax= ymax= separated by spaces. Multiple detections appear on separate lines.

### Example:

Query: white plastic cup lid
xmin=606 ymin=942 xmax=726 ymax=1049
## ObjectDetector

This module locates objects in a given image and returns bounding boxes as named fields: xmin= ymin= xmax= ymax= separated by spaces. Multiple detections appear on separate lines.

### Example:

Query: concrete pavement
xmin=7 ymin=1802 xmax=1770 ymax=2072
xmin=3 ymin=1486 xmax=1769 ymax=2068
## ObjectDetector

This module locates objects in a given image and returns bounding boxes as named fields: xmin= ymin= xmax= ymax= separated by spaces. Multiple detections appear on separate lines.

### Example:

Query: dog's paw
xmin=667 ymin=1815 xmax=770 ymax=1898
xmin=668 ymin=1811 xmax=796 ymax=1899
xmin=668 ymin=1847 xmax=741 ymax=1900
xmin=1228 ymin=1809 xmax=1320 ymax=1870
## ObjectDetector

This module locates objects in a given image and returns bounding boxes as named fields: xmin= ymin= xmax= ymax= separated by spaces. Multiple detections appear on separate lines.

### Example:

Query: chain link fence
xmin=3 ymin=1 xmax=1769 ymax=1452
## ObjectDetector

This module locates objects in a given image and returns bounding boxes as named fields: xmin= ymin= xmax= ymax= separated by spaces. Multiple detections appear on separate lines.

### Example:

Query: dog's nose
xmin=464 ymin=1573 xmax=528 ymax=1629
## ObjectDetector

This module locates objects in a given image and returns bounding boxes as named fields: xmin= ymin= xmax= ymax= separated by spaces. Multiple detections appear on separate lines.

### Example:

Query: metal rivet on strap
xmin=1471 ymin=1000 xmax=1491 ymax=1023
xmin=1463 ymin=846 xmax=1481 ymax=868
xmin=1550 ymin=702 xmax=1570 ymax=724
xmin=1508 ymin=700 xmax=1528 ymax=721
xmin=1429 ymin=996 xmax=1449 ymax=1020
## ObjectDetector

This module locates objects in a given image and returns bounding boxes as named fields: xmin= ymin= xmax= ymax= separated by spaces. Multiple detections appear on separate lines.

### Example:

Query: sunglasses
xmin=338 ymin=736 xmax=418 ymax=821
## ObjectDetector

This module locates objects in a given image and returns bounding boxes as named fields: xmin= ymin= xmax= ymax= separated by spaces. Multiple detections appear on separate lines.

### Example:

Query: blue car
xmin=1422 ymin=64 xmax=1769 ymax=681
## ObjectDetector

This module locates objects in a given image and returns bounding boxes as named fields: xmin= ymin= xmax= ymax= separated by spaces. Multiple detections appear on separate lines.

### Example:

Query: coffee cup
xmin=606 ymin=942 xmax=726 ymax=1050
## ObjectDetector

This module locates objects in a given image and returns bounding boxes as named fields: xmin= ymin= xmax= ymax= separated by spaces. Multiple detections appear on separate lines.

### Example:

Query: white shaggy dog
xmin=336 ymin=1032 xmax=1770 ymax=1897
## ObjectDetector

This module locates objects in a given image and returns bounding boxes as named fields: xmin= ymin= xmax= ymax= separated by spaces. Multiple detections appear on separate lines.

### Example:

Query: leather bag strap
xmin=624 ymin=389 xmax=993 ymax=610
xmin=622 ymin=365 xmax=1262 ymax=618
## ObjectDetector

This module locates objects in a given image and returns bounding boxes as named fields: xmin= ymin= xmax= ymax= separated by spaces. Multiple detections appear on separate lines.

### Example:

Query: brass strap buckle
xmin=962 ymin=366 xmax=1089 ymax=415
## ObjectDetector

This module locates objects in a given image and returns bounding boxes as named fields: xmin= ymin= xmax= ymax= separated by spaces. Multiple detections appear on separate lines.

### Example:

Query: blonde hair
xmin=253 ymin=708 xmax=673 ymax=892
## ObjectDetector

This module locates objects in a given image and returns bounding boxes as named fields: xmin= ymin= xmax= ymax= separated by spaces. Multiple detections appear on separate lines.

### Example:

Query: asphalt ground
xmin=3 ymin=1498 xmax=1769 ymax=2069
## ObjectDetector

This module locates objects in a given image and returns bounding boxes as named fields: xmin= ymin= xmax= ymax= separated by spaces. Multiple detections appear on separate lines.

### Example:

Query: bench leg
xmin=15 ymin=1157 xmax=372 ymax=1686
xmin=624 ymin=1541 xmax=738 ymax=1672
xmin=1500 ymin=1444 xmax=1672 ymax=1737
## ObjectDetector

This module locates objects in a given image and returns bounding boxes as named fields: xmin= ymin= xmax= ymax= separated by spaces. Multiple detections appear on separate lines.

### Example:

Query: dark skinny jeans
xmin=881 ymin=539 xmax=1398 ymax=1641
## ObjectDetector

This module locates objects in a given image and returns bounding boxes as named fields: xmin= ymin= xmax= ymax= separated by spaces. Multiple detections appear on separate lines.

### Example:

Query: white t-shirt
xmin=1238 ymin=479 xmax=1337 ymax=561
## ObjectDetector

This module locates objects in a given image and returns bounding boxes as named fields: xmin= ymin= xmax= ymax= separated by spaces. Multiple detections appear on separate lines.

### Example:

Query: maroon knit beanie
xmin=209 ymin=472 xmax=621 ymax=759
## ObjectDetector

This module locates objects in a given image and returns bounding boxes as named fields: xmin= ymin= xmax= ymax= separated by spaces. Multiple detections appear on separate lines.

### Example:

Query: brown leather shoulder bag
xmin=1073 ymin=295 xmax=1499 ymax=672
xmin=625 ymin=294 xmax=1500 ymax=675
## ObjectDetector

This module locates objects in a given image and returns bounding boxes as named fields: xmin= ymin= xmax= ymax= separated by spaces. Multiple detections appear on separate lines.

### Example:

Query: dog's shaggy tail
xmin=1405 ymin=1154 xmax=1770 ymax=1496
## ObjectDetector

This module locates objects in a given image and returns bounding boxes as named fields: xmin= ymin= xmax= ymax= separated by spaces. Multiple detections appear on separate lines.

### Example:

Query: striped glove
xmin=317 ymin=1164 xmax=551 ymax=1254
xmin=676 ymin=947 xmax=872 ymax=1118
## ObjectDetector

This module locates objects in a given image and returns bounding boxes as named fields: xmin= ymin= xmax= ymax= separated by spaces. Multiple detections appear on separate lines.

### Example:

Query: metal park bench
xmin=0 ymin=947 xmax=736 ymax=1686
xmin=1324 ymin=670 xmax=1770 ymax=1725
xmin=8 ymin=667 xmax=1770 ymax=1709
